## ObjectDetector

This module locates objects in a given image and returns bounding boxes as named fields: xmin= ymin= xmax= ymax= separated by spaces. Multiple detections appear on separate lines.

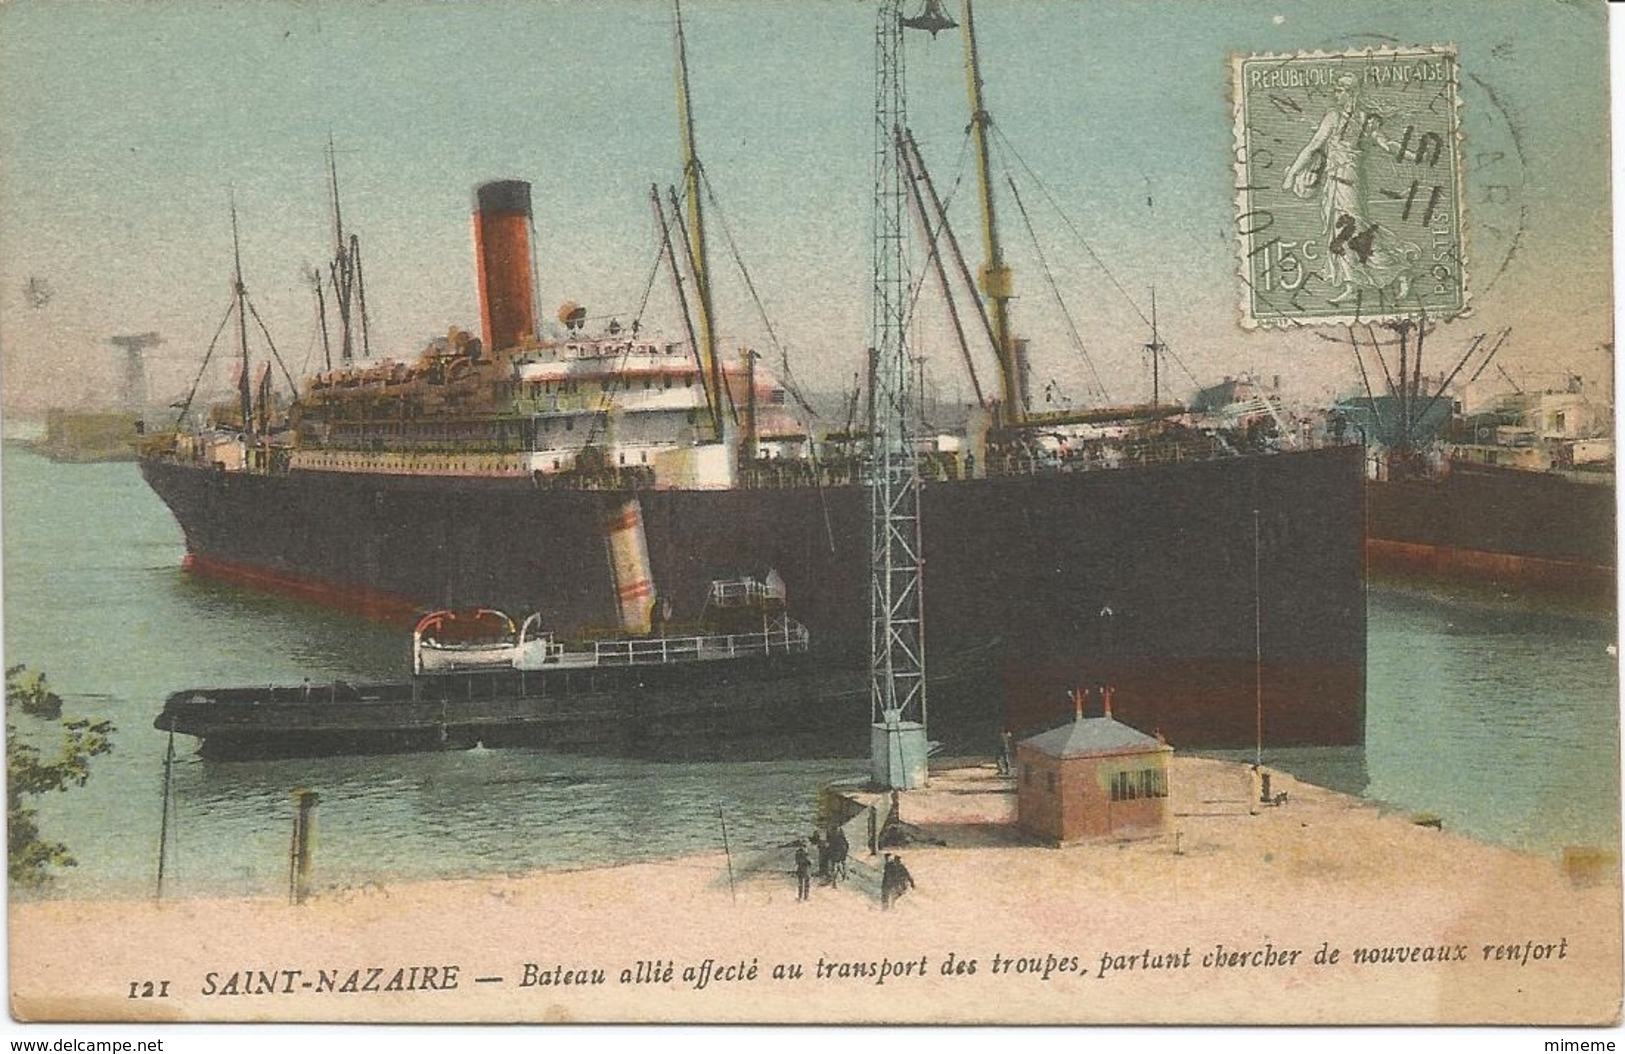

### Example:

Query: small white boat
xmin=412 ymin=574 xmax=809 ymax=676
xmin=412 ymin=608 xmax=526 ymax=674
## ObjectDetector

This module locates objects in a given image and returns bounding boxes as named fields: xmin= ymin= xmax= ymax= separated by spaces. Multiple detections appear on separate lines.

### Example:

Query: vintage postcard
xmin=1 ymin=0 xmax=1617 ymax=1042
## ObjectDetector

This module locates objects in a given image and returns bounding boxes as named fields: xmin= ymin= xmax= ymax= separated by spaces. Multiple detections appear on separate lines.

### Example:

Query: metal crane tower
xmin=868 ymin=0 xmax=946 ymax=790
xmin=107 ymin=332 xmax=163 ymax=415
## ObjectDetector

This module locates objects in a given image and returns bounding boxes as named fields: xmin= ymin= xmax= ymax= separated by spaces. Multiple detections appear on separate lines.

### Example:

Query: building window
xmin=1023 ymin=764 xmax=1031 ymax=786
xmin=1110 ymin=767 xmax=1168 ymax=802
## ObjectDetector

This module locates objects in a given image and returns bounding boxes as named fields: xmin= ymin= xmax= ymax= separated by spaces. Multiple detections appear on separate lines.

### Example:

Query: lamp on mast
xmin=901 ymin=0 xmax=956 ymax=36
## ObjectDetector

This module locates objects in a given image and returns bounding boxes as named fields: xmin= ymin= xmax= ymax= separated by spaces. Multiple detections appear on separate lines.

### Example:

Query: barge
xmin=155 ymin=575 xmax=823 ymax=760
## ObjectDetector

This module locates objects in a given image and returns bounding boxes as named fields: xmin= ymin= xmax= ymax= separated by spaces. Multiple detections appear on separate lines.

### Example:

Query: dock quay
xmin=10 ymin=756 xmax=1620 ymax=1025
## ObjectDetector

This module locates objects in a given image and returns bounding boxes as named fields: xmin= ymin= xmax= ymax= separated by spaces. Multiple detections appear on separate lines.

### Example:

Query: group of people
xmin=791 ymin=824 xmax=912 ymax=908
xmin=792 ymin=825 xmax=850 ymax=900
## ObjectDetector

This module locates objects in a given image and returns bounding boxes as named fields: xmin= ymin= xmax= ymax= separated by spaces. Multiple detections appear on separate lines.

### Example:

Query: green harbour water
xmin=2 ymin=446 xmax=1618 ymax=901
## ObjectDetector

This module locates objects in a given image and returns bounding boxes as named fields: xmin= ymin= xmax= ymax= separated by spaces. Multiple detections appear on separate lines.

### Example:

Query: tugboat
xmin=154 ymin=573 xmax=815 ymax=760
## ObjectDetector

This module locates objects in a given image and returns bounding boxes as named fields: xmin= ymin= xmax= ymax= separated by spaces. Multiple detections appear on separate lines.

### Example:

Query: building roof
xmin=1019 ymin=716 xmax=1168 ymax=760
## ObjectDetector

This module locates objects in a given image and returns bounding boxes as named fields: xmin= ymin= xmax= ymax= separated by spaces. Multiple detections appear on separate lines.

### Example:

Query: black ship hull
xmin=1367 ymin=464 xmax=1616 ymax=604
xmin=156 ymin=651 xmax=838 ymax=761
xmin=140 ymin=445 xmax=1368 ymax=752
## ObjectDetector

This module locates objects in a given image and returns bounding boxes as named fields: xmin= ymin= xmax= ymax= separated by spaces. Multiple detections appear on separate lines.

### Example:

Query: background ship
xmin=1333 ymin=328 xmax=1615 ymax=605
xmin=137 ymin=1 xmax=1368 ymax=754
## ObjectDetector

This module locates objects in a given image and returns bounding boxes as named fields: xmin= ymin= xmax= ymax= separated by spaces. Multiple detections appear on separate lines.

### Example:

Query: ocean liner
xmin=138 ymin=1 xmax=1367 ymax=752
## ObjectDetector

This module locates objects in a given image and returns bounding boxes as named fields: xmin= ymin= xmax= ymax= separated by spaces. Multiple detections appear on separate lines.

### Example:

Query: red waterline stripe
xmin=1366 ymin=539 xmax=1616 ymax=594
xmin=182 ymin=552 xmax=426 ymax=625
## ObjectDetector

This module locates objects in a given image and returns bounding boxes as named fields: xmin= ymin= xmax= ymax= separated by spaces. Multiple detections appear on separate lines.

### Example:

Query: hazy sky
xmin=0 ymin=0 xmax=1612 ymax=420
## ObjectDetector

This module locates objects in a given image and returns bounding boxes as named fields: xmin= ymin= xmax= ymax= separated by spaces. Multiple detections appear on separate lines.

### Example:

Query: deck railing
xmin=583 ymin=619 xmax=809 ymax=666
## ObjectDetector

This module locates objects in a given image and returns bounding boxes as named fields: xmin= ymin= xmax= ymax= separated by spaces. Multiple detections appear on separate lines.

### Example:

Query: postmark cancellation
xmin=1232 ymin=45 xmax=1467 ymax=328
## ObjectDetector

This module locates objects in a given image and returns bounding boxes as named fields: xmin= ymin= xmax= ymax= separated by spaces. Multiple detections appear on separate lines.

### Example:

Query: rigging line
xmin=667 ymin=184 xmax=736 ymax=431
xmin=575 ymin=210 xmax=670 ymax=453
xmin=1346 ymin=325 xmax=1385 ymax=435
xmin=630 ymin=226 xmax=667 ymax=332
xmin=989 ymin=125 xmax=1199 ymax=391
xmin=1151 ymin=328 xmax=1199 ymax=392
xmin=989 ymin=124 xmax=1148 ymax=330
xmin=173 ymin=299 xmax=239 ymax=432
xmin=691 ymin=174 xmax=835 ymax=555
xmin=245 ymin=297 xmax=301 ymax=401
xmin=898 ymin=127 xmax=986 ymax=410
xmin=1001 ymin=168 xmax=1110 ymax=404
xmin=353 ymin=234 xmax=372 ymax=360
xmin=311 ymin=267 xmax=333 ymax=373
xmin=928 ymin=127 xmax=975 ymax=227
xmin=1363 ymin=321 xmax=1401 ymax=409
xmin=582 ymin=314 xmax=646 ymax=451
xmin=901 ymin=128 xmax=1001 ymax=398
xmin=899 ymin=230 xmax=934 ymax=337
xmin=587 ymin=349 xmax=629 ymax=443
xmin=1412 ymin=314 xmax=1427 ymax=406
xmin=695 ymin=166 xmax=819 ymax=421
xmin=298 ymin=306 xmax=321 ymax=379
xmin=651 ymin=185 xmax=713 ymax=430
xmin=905 ymin=128 xmax=978 ymax=366
xmin=1413 ymin=329 xmax=1501 ymax=438
xmin=1464 ymin=327 xmax=1509 ymax=387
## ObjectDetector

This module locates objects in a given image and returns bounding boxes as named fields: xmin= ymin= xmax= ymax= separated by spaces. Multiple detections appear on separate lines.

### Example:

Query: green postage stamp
xmin=1232 ymin=46 xmax=1466 ymax=327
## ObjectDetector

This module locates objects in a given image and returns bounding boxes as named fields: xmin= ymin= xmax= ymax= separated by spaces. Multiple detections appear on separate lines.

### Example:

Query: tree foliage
xmin=8 ymin=665 xmax=62 ymax=720
xmin=7 ymin=665 xmax=115 ymax=889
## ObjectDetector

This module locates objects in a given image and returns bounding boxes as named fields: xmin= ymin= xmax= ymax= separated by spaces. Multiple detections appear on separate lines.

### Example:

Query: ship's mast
xmin=328 ymin=137 xmax=351 ymax=366
xmin=960 ymin=0 xmax=1024 ymax=426
xmin=898 ymin=126 xmax=989 ymax=410
xmin=1145 ymin=287 xmax=1165 ymax=408
xmin=325 ymin=137 xmax=370 ymax=365
xmin=673 ymin=0 xmax=724 ymax=442
xmin=231 ymin=194 xmax=254 ymax=452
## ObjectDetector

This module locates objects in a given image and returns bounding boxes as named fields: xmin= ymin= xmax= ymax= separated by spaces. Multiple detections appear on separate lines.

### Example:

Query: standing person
xmin=827 ymin=825 xmax=850 ymax=886
xmin=811 ymin=831 xmax=829 ymax=882
xmin=881 ymin=853 xmax=915 ymax=910
xmin=793 ymin=840 xmax=812 ymax=902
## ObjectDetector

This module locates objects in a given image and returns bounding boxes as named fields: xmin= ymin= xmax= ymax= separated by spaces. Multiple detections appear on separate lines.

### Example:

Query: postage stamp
xmin=1232 ymin=45 xmax=1467 ymax=328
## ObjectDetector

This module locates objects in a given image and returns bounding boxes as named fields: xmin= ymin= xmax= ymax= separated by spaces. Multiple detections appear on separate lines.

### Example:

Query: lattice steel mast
xmin=869 ymin=0 xmax=942 ymax=789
